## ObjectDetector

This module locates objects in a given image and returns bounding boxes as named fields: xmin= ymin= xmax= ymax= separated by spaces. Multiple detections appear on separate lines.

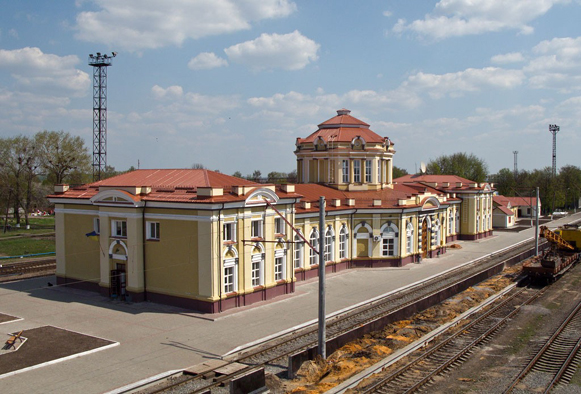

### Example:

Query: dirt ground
xmin=0 ymin=326 xmax=115 ymax=376
xmin=270 ymin=265 xmax=523 ymax=393
xmin=0 ymin=313 xmax=20 ymax=324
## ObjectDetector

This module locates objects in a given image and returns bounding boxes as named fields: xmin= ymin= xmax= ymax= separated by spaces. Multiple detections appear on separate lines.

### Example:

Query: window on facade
xmin=251 ymin=220 xmax=263 ymax=238
xmin=339 ymin=225 xmax=348 ymax=259
xmin=94 ymin=218 xmax=100 ymax=234
xmin=353 ymin=160 xmax=361 ymax=183
xmin=365 ymin=160 xmax=372 ymax=183
xmin=294 ymin=233 xmax=303 ymax=268
xmin=112 ymin=220 xmax=127 ymax=238
xmin=381 ymin=224 xmax=398 ymax=257
xmin=251 ymin=252 xmax=263 ymax=287
xmin=147 ymin=222 xmax=160 ymax=240
xmin=449 ymin=212 xmax=453 ymax=234
xmin=309 ymin=229 xmax=319 ymax=266
xmin=342 ymin=160 xmax=349 ymax=183
xmin=476 ymin=216 xmax=480 ymax=232
xmin=275 ymin=253 xmax=285 ymax=281
xmin=377 ymin=160 xmax=382 ymax=183
xmin=456 ymin=212 xmax=460 ymax=233
xmin=406 ymin=222 xmax=414 ymax=254
xmin=223 ymin=259 xmax=237 ymax=293
xmin=476 ymin=198 xmax=480 ymax=210
xmin=324 ymin=226 xmax=334 ymax=263
xmin=275 ymin=217 xmax=285 ymax=235
xmin=223 ymin=222 xmax=236 ymax=242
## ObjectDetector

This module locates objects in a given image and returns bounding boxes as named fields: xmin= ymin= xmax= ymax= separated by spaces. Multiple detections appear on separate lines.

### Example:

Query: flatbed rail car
xmin=522 ymin=251 xmax=580 ymax=282
xmin=523 ymin=224 xmax=581 ymax=282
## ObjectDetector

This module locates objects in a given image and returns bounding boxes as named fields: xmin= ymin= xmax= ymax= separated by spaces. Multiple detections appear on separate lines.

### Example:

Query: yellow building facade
xmin=49 ymin=109 xmax=494 ymax=313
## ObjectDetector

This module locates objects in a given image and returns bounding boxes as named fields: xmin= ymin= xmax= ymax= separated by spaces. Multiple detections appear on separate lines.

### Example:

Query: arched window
xmin=381 ymin=222 xmax=399 ymax=257
xmin=433 ymin=219 xmax=441 ymax=246
xmin=406 ymin=221 xmax=414 ymax=254
xmin=223 ymin=247 xmax=238 ymax=294
xmin=274 ymin=247 xmax=286 ymax=281
xmin=294 ymin=232 xmax=304 ymax=269
xmin=251 ymin=244 xmax=264 ymax=287
xmin=324 ymin=226 xmax=335 ymax=263
xmin=339 ymin=225 xmax=348 ymax=259
xmin=448 ymin=210 xmax=454 ymax=234
xmin=309 ymin=228 xmax=319 ymax=266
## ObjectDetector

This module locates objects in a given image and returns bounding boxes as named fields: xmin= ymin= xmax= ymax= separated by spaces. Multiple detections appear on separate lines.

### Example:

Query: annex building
xmin=49 ymin=109 xmax=494 ymax=313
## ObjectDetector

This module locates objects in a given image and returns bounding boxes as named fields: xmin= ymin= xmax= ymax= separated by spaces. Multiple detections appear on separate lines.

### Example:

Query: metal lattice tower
xmin=549 ymin=124 xmax=559 ymax=177
xmin=513 ymin=151 xmax=518 ymax=177
xmin=88 ymin=52 xmax=116 ymax=181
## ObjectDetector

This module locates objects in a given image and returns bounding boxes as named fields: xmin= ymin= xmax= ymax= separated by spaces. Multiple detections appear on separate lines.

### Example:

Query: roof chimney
xmin=337 ymin=108 xmax=351 ymax=116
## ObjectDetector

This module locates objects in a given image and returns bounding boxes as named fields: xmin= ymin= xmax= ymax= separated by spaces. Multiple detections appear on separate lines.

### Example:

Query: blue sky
xmin=1 ymin=0 xmax=581 ymax=177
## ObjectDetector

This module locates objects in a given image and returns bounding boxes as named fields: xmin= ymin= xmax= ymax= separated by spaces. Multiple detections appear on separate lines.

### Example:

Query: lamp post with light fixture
xmin=88 ymin=52 xmax=117 ymax=181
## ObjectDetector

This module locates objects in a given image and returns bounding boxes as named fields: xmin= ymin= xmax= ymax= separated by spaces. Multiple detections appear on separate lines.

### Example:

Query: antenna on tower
xmin=88 ymin=52 xmax=117 ymax=181
xmin=513 ymin=151 xmax=518 ymax=177
xmin=549 ymin=124 xmax=559 ymax=177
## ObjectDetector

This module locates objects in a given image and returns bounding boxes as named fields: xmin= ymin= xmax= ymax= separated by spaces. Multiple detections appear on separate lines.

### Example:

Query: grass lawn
xmin=0 ymin=237 xmax=55 ymax=259
xmin=1 ymin=216 xmax=55 ymax=238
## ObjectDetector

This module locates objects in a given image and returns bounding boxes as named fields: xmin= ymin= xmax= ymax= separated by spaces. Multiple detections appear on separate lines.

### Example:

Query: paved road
xmin=0 ymin=214 xmax=578 ymax=394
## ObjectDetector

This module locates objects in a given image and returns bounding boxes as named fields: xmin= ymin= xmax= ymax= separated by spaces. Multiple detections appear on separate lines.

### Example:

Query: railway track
xmin=0 ymin=259 xmax=56 ymax=281
xmin=504 ymin=296 xmax=581 ymax=393
xmin=135 ymin=238 xmax=545 ymax=394
xmin=357 ymin=285 xmax=546 ymax=393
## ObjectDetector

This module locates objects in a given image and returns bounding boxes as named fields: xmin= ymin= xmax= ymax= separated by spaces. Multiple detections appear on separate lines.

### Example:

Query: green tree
xmin=426 ymin=152 xmax=488 ymax=182
xmin=392 ymin=166 xmax=408 ymax=179
xmin=35 ymin=131 xmax=91 ymax=184
xmin=232 ymin=171 xmax=243 ymax=178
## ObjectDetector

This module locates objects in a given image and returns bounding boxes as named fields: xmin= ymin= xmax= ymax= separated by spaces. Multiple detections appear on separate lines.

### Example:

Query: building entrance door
xmin=110 ymin=263 xmax=127 ymax=300
xmin=421 ymin=219 xmax=428 ymax=258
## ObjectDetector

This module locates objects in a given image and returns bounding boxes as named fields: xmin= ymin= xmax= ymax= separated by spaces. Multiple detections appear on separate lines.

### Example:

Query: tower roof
xmin=298 ymin=109 xmax=387 ymax=145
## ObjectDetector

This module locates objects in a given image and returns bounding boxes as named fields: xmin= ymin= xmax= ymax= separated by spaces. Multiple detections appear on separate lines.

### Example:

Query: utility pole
xmin=88 ymin=52 xmax=117 ymax=181
xmin=318 ymin=196 xmax=326 ymax=359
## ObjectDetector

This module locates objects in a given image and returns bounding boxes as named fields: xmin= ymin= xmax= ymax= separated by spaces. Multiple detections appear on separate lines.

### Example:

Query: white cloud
xmin=524 ymin=36 xmax=581 ymax=90
xmin=404 ymin=67 xmax=525 ymax=98
xmin=74 ymin=0 xmax=297 ymax=51
xmin=151 ymin=85 xmax=183 ymax=99
xmin=393 ymin=0 xmax=569 ymax=40
xmin=491 ymin=52 xmax=525 ymax=64
xmin=188 ymin=52 xmax=228 ymax=70
xmin=0 ymin=47 xmax=89 ymax=96
xmin=383 ymin=11 xmax=392 ymax=17
xmin=224 ymin=30 xmax=320 ymax=71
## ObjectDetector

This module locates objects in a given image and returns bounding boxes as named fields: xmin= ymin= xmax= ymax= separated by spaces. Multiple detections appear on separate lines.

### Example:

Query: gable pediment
xmin=245 ymin=188 xmax=279 ymax=206
xmin=90 ymin=190 xmax=144 ymax=207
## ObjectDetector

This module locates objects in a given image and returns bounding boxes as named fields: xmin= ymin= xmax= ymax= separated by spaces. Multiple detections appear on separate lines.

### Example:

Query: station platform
xmin=0 ymin=214 xmax=577 ymax=394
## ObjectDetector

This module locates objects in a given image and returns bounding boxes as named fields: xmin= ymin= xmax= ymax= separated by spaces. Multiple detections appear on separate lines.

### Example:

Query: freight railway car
xmin=523 ymin=225 xmax=581 ymax=282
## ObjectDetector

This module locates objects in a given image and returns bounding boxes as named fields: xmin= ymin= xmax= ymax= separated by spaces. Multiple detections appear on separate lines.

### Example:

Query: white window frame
xmin=275 ymin=216 xmax=285 ymax=235
xmin=112 ymin=220 xmax=127 ymax=238
xmin=339 ymin=225 xmax=348 ymax=259
xmin=223 ymin=258 xmax=238 ymax=293
xmin=223 ymin=222 xmax=236 ymax=242
xmin=294 ymin=232 xmax=304 ymax=269
xmin=146 ymin=221 xmax=160 ymax=240
xmin=406 ymin=221 xmax=414 ymax=254
xmin=353 ymin=160 xmax=361 ymax=183
xmin=342 ymin=160 xmax=349 ymax=183
xmin=274 ymin=249 xmax=286 ymax=281
xmin=380 ymin=223 xmax=398 ymax=257
xmin=324 ymin=226 xmax=334 ymax=263
xmin=456 ymin=211 xmax=460 ymax=233
xmin=365 ymin=160 xmax=372 ymax=183
xmin=251 ymin=250 xmax=264 ymax=287
xmin=377 ymin=160 xmax=381 ymax=184
xmin=251 ymin=219 xmax=263 ymax=238
xmin=309 ymin=228 xmax=319 ymax=266
xmin=94 ymin=217 xmax=100 ymax=234
xmin=449 ymin=211 xmax=453 ymax=234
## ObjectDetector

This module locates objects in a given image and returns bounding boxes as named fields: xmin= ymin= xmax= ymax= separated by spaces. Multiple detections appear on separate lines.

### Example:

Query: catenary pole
xmin=535 ymin=187 xmax=539 ymax=256
xmin=318 ymin=196 xmax=326 ymax=359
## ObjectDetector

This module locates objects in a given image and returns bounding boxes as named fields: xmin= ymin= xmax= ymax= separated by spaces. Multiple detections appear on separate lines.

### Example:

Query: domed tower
xmin=295 ymin=109 xmax=395 ymax=191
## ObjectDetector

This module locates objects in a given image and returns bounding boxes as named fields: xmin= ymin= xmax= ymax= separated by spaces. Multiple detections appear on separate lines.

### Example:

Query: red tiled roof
xmin=293 ymin=183 xmax=451 ymax=213
xmin=91 ymin=169 xmax=257 ymax=189
xmin=502 ymin=196 xmax=539 ymax=207
xmin=495 ymin=205 xmax=515 ymax=216
xmin=394 ymin=174 xmax=491 ymax=192
xmin=297 ymin=109 xmax=387 ymax=145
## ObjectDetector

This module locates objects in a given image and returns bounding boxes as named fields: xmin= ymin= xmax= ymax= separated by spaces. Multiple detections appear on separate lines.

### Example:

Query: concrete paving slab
xmin=0 ymin=214 xmax=577 ymax=394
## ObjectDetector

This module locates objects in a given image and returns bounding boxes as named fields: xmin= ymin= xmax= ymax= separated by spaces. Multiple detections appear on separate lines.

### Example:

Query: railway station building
xmin=48 ymin=109 xmax=495 ymax=313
